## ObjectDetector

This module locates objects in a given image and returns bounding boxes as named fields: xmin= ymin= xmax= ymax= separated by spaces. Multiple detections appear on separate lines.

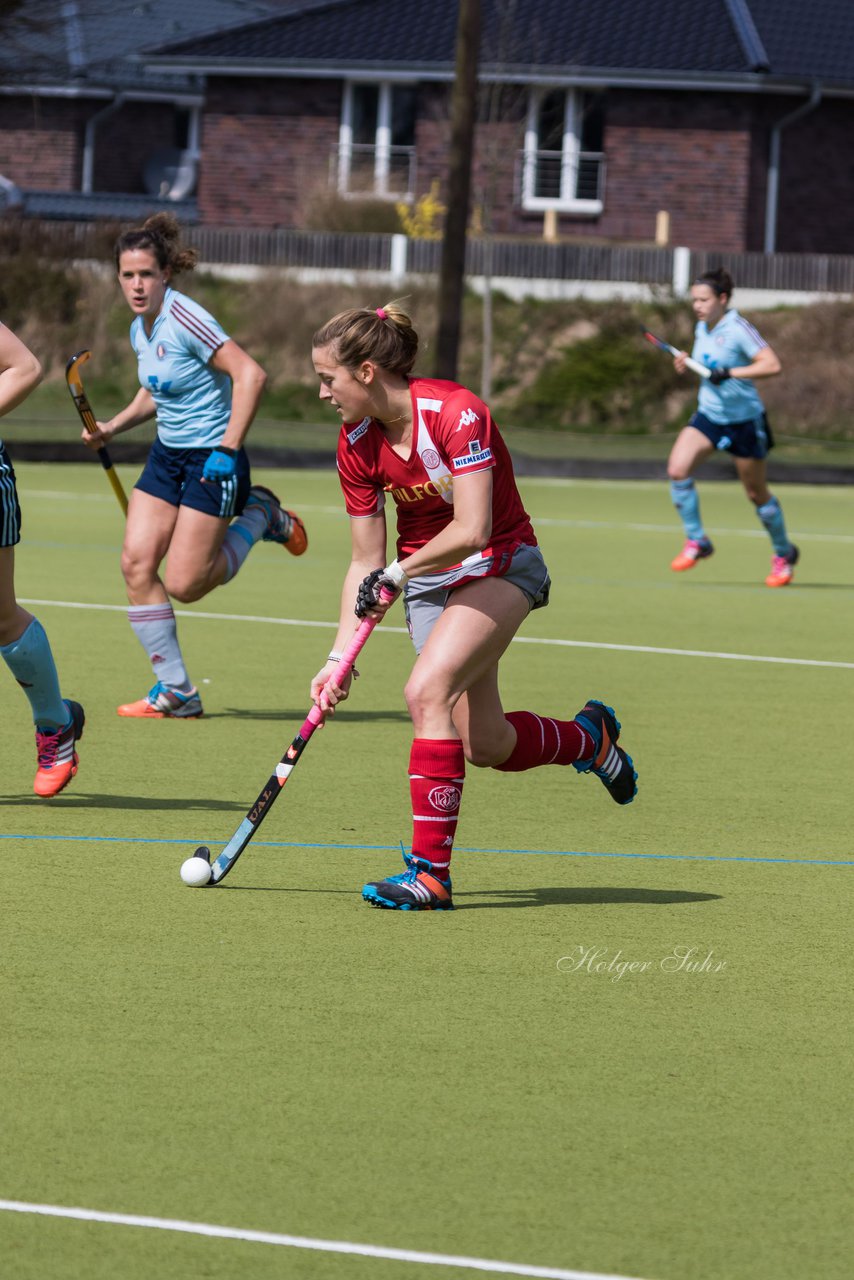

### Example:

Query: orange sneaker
xmin=34 ymin=700 xmax=85 ymax=797
xmin=671 ymin=538 xmax=714 ymax=572
xmin=117 ymin=682 xmax=203 ymax=718
xmin=766 ymin=544 xmax=799 ymax=587
xmin=246 ymin=485 xmax=308 ymax=556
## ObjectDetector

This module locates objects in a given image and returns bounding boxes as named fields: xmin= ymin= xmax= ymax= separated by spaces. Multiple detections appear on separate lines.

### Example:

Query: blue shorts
xmin=0 ymin=443 xmax=22 ymax=547
xmin=689 ymin=410 xmax=774 ymax=460
xmin=135 ymin=437 xmax=251 ymax=519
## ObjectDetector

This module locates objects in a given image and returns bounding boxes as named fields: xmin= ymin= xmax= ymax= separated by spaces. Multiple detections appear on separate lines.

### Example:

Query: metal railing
xmin=329 ymin=143 xmax=417 ymax=200
xmin=517 ymin=149 xmax=606 ymax=205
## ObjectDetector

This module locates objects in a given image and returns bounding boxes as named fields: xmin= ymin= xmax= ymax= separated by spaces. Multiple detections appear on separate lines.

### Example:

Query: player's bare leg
xmin=362 ymin=579 xmax=636 ymax=911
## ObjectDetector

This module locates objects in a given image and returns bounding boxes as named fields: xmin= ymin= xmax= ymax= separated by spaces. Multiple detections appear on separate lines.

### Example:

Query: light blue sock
xmin=221 ymin=506 xmax=268 ymax=583
xmin=0 ymin=617 xmax=68 ymax=730
xmin=756 ymin=496 xmax=791 ymax=556
xmin=670 ymin=478 xmax=706 ymax=541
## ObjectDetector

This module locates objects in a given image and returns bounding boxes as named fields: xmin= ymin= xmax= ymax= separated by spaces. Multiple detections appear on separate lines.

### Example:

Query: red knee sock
xmin=493 ymin=711 xmax=593 ymax=772
xmin=409 ymin=738 xmax=465 ymax=880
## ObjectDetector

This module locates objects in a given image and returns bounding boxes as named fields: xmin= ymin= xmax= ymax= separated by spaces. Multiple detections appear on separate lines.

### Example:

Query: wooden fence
xmin=18 ymin=220 xmax=854 ymax=295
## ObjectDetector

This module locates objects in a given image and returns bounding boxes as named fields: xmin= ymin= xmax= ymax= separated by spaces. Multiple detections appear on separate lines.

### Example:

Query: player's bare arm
xmin=397 ymin=469 xmax=493 ymax=580
xmin=209 ymin=339 xmax=267 ymax=450
xmin=728 ymin=344 xmax=782 ymax=380
xmin=82 ymin=386 xmax=156 ymax=448
xmin=0 ymin=323 xmax=42 ymax=414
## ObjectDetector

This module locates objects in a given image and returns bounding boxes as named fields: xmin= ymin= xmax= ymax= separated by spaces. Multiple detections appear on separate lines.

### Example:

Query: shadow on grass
xmin=206 ymin=708 xmax=411 ymax=724
xmin=455 ymin=886 xmax=722 ymax=909
xmin=0 ymin=794 xmax=248 ymax=810
xmin=211 ymin=885 xmax=722 ymax=908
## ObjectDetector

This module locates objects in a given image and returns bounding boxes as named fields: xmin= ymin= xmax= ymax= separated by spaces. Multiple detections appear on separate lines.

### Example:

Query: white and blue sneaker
xmin=117 ymin=681 xmax=203 ymax=719
xmin=362 ymin=852 xmax=454 ymax=910
xmin=572 ymin=699 xmax=638 ymax=805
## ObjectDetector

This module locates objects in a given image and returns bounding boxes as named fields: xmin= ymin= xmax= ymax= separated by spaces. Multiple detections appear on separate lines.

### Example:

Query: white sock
xmin=128 ymin=603 xmax=192 ymax=692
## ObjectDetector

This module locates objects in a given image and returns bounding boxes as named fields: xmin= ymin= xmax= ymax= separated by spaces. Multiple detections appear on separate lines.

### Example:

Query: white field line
xmin=0 ymin=1200 xmax=648 ymax=1280
xmin=18 ymin=597 xmax=854 ymax=670
xmin=17 ymin=488 xmax=854 ymax=543
xmin=533 ymin=518 xmax=854 ymax=544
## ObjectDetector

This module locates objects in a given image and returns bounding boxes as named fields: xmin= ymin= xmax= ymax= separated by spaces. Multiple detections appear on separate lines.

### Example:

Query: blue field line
xmin=0 ymin=833 xmax=851 ymax=866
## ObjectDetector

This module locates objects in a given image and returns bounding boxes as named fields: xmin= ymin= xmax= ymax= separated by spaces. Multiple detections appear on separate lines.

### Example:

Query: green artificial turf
xmin=1 ymin=464 xmax=852 ymax=1280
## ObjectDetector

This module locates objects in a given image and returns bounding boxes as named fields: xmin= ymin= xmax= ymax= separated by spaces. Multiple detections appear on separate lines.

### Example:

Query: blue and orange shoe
xmin=33 ymin=699 xmax=85 ymax=797
xmin=362 ymin=852 xmax=454 ymax=911
xmin=246 ymin=485 xmax=307 ymax=556
xmin=117 ymin=681 xmax=203 ymax=719
xmin=572 ymin=699 xmax=638 ymax=805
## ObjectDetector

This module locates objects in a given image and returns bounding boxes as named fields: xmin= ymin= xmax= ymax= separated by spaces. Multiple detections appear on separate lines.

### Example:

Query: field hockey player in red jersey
xmin=80 ymin=213 xmax=307 ymax=720
xmin=310 ymin=303 xmax=638 ymax=911
xmin=0 ymin=322 xmax=85 ymax=795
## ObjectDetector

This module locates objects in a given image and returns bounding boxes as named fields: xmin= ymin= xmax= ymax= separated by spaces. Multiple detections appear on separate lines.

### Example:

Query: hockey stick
xmin=643 ymin=330 xmax=711 ymax=380
xmin=65 ymin=350 xmax=129 ymax=514
xmin=199 ymin=589 xmax=395 ymax=886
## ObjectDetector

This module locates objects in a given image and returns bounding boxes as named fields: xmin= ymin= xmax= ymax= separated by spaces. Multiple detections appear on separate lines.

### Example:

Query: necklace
xmin=380 ymin=412 xmax=409 ymax=425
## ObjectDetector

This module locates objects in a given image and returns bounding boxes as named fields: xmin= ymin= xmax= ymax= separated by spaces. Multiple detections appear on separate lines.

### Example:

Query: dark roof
xmin=146 ymin=0 xmax=854 ymax=88
xmin=0 ymin=0 xmax=286 ymax=91
xmin=747 ymin=0 xmax=854 ymax=81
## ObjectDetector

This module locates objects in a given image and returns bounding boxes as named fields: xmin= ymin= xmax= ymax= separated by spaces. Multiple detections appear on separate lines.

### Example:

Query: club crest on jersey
xmin=428 ymin=784 xmax=461 ymax=813
xmin=347 ymin=418 xmax=370 ymax=445
xmin=458 ymin=407 xmax=480 ymax=428
xmin=156 ymin=343 xmax=167 ymax=359
xmin=452 ymin=438 xmax=493 ymax=469
xmin=421 ymin=448 xmax=441 ymax=469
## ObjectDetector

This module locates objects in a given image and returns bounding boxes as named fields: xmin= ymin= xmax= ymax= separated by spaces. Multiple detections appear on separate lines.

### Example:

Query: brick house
xmin=2 ymin=0 xmax=854 ymax=253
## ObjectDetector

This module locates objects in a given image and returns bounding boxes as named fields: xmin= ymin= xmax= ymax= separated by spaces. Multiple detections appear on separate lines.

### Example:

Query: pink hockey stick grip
xmin=303 ymin=585 xmax=397 ymax=734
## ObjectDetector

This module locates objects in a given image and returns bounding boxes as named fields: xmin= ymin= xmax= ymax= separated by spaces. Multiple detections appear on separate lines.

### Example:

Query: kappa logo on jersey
xmin=346 ymin=418 xmax=370 ymax=445
xmin=428 ymin=784 xmax=461 ymax=813
xmin=452 ymin=438 xmax=493 ymax=470
xmin=457 ymin=407 xmax=480 ymax=429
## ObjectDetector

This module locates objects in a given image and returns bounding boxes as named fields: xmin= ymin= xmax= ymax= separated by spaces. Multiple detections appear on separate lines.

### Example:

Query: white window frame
xmin=338 ymin=81 xmax=412 ymax=199
xmin=521 ymin=88 xmax=603 ymax=214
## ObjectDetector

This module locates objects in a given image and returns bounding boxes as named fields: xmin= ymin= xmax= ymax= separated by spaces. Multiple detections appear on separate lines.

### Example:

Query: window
xmin=336 ymin=83 xmax=417 ymax=198
xmin=520 ymin=89 xmax=605 ymax=212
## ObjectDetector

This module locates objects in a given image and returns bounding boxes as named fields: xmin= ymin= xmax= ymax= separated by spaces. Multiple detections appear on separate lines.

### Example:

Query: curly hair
xmin=114 ymin=212 xmax=199 ymax=276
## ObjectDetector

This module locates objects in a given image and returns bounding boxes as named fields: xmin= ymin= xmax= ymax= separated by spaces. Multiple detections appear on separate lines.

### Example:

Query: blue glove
xmin=202 ymin=446 xmax=238 ymax=482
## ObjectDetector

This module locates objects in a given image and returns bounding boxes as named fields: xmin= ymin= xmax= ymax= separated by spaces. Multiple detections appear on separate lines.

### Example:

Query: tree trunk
xmin=434 ymin=0 xmax=481 ymax=381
